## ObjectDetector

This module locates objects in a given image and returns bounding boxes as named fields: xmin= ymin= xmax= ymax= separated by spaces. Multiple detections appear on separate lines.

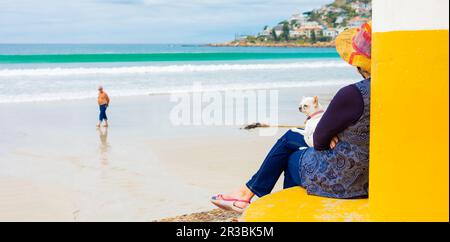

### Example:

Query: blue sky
xmin=0 ymin=0 xmax=330 ymax=44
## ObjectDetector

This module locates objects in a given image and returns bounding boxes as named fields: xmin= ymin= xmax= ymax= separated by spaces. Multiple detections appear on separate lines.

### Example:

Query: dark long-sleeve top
xmin=313 ymin=84 xmax=365 ymax=150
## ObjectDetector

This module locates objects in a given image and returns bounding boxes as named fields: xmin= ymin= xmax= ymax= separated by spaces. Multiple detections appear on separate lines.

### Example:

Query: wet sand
xmin=0 ymin=85 xmax=341 ymax=221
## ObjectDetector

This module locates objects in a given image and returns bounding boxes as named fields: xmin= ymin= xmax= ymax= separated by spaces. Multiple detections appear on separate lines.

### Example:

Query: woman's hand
xmin=330 ymin=136 xmax=339 ymax=149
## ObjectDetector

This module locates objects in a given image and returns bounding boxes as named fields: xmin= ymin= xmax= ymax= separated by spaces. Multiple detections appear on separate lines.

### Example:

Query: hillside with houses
xmin=211 ymin=0 xmax=371 ymax=47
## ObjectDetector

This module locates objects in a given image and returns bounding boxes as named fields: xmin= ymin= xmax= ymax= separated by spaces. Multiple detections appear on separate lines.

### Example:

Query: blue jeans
xmin=246 ymin=130 xmax=308 ymax=197
xmin=99 ymin=104 xmax=108 ymax=121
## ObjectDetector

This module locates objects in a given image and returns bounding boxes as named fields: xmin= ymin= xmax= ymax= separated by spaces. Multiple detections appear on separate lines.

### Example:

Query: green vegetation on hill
xmin=228 ymin=0 xmax=372 ymax=46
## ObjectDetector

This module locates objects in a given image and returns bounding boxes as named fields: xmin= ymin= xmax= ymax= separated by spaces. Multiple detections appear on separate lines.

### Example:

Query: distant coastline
xmin=210 ymin=0 xmax=371 ymax=49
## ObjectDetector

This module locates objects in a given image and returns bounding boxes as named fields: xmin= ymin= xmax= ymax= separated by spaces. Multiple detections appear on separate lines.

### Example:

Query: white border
xmin=373 ymin=0 xmax=449 ymax=32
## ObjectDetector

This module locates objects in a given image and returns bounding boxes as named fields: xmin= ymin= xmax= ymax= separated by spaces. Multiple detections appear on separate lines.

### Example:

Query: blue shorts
xmin=99 ymin=104 xmax=108 ymax=121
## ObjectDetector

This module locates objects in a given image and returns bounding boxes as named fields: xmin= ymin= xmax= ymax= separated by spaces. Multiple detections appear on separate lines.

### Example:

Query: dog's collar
xmin=305 ymin=110 xmax=324 ymax=123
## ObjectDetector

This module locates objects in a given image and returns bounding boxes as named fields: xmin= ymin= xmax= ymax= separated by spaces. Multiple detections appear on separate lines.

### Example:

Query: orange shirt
xmin=98 ymin=92 xmax=110 ymax=105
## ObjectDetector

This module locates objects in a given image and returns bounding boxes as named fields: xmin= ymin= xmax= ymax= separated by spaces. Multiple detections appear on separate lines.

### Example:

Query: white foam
xmin=0 ymin=61 xmax=348 ymax=77
xmin=0 ymin=79 xmax=356 ymax=104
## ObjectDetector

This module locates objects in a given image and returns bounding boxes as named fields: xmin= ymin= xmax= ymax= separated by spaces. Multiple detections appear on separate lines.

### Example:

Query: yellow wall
xmin=370 ymin=29 xmax=449 ymax=221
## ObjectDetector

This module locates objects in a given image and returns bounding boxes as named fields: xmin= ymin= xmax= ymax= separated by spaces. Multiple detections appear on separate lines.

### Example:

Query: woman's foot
xmin=210 ymin=194 xmax=250 ymax=213
xmin=211 ymin=186 xmax=255 ymax=213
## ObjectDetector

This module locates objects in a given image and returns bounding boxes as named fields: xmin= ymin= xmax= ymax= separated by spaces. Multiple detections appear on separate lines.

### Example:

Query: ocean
xmin=0 ymin=44 xmax=360 ymax=103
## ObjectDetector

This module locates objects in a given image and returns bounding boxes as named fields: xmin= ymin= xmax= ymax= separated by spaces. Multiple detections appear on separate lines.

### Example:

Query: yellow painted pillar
xmin=370 ymin=0 xmax=449 ymax=221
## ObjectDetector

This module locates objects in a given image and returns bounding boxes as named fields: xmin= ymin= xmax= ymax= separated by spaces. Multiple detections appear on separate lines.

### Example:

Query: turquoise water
xmin=0 ymin=44 xmax=338 ymax=54
xmin=0 ymin=44 xmax=339 ymax=64
xmin=0 ymin=52 xmax=340 ymax=64
xmin=0 ymin=44 xmax=358 ymax=103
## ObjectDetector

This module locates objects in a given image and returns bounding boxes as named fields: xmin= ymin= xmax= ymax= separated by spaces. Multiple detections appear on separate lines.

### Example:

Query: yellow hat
xmin=336 ymin=21 xmax=372 ymax=73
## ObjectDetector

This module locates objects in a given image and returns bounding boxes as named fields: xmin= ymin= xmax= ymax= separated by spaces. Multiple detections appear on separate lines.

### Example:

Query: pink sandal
xmin=210 ymin=194 xmax=251 ymax=214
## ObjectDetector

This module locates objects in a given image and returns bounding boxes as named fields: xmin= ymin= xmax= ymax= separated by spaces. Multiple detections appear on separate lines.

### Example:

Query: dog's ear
xmin=313 ymin=96 xmax=319 ymax=107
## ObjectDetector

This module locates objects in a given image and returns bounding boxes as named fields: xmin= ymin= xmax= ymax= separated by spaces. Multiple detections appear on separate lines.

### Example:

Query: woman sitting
xmin=211 ymin=21 xmax=373 ymax=213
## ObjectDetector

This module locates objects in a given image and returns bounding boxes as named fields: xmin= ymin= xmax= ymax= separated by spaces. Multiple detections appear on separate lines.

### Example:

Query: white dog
xmin=291 ymin=96 xmax=325 ymax=148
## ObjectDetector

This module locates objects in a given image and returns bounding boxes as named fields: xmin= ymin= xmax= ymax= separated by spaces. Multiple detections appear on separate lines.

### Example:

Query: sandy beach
xmin=0 ymin=84 xmax=344 ymax=221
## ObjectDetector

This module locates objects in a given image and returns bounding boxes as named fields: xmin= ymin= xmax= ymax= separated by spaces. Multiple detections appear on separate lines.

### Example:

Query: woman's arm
xmin=313 ymin=84 xmax=364 ymax=150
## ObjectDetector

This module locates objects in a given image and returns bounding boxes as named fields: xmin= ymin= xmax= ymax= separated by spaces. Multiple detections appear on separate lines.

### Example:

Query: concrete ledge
xmin=242 ymin=187 xmax=369 ymax=222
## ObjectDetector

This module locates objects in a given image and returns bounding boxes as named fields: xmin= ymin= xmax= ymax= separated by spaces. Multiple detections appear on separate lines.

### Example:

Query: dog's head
xmin=299 ymin=96 xmax=322 ymax=116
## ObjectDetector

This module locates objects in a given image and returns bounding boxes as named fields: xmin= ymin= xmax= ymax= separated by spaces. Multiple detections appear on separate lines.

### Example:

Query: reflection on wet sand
xmin=97 ymin=127 xmax=110 ymax=166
